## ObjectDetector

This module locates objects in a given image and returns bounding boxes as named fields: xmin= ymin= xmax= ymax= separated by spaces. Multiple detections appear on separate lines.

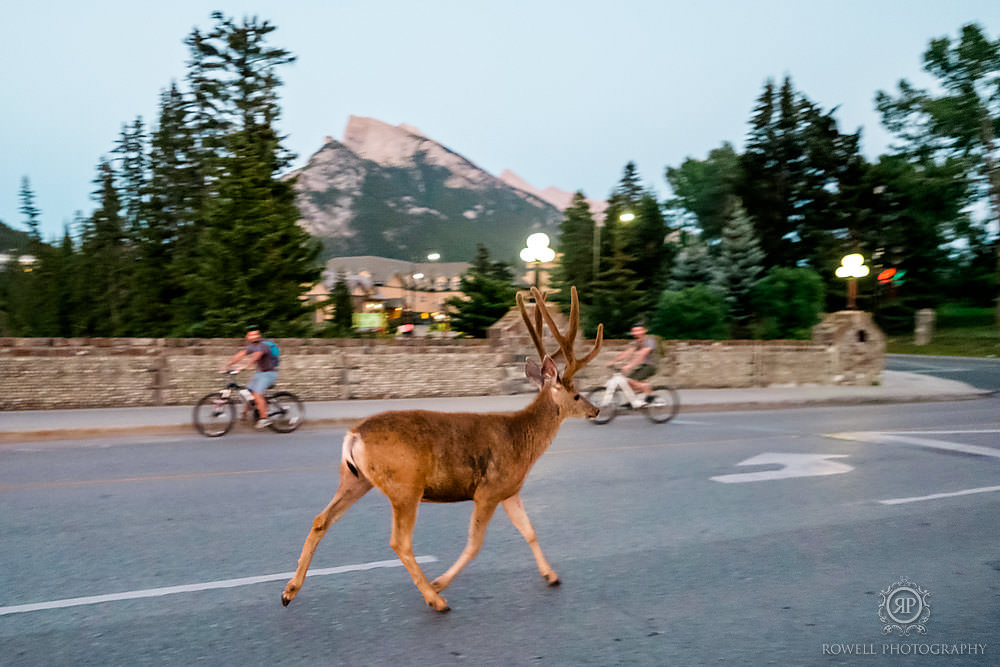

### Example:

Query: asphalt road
xmin=2 ymin=398 xmax=998 ymax=666
xmin=887 ymin=353 xmax=1000 ymax=392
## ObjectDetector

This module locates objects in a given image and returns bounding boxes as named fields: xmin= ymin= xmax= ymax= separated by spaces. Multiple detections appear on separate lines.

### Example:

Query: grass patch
xmin=885 ymin=306 xmax=1000 ymax=357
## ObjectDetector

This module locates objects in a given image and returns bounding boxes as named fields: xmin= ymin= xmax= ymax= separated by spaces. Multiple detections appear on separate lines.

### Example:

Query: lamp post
xmin=835 ymin=253 xmax=870 ymax=309
xmin=520 ymin=233 xmax=555 ymax=288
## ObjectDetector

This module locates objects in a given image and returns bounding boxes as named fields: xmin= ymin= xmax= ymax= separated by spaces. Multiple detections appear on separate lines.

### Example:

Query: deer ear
xmin=524 ymin=360 xmax=543 ymax=388
xmin=541 ymin=356 xmax=559 ymax=384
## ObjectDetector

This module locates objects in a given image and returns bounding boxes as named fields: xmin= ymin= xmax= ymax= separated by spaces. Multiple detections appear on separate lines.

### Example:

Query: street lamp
xmin=520 ymin=233 xmax=555 ymax=288
xmin=835 ymin=253 xmax=870 ymax=309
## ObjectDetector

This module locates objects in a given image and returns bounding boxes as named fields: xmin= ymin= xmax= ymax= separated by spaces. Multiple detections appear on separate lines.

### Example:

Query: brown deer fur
xmin=280 ymin=287 xmax=603 ymax=612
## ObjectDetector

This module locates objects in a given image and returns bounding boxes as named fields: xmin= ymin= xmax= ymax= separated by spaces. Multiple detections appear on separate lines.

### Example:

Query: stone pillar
xmin=914 ymin=309 xmax=936 ymax=346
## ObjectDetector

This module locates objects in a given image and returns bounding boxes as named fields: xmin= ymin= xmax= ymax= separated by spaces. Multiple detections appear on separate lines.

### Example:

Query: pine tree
xmin=624 ymin=192 xmax=671 ymax=309
xmin=113 ymin=117 xmax=148 ymax=240
xmin=445 ymin=245 xmax=517 ymax=337
xmin=18 ymin=176 xmax=42 ymax=244
xmin=142 ymin=83 xmax=204 ymax=334
xmin=550 ymin=192 xmax=596 ymax=306
xmin=78 ymin=159 xmax=129 ymax=335
xmin=587 ymin=234 xmax=645 ymax=338
xmin=328 ymin=270 xmax=354 ymax=336
xmin=668 ymin=233 xmax=716 ymax=291
xmin=716 ymin=206 xmax=765 ymax=335
xmin=179 ymin=13 xmax=318 ymax=336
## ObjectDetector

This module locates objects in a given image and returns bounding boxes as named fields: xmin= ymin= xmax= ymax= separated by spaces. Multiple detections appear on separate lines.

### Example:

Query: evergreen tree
xmin=716 ymin=206 xmax=765 ymax=335
xmin=600 ymin=162 xmax=646 ymax=275
xmin=18 ymin=176 xmax=42 ymax=244
xmin=587 ymin=235 xmax=645 ymax=338
xmin=328 ymin=270 xmax=354 ymax=336
xmin=550 ymin=191 xmax=596 ymax=306
xmin=739 ymin=76 xmax=863 ymax=269
xmin=624 ymin=192 xmax=671 ymax=309
xmin=179 ymin=12 xmax=318 ymax=336
xmin=113 ymin=117 xmax=148 ymax=240
xmin=142 ymin=83 xmax=204 ymax=334
xmin=13 ymin=176 xmax=58 ymax=335
xmin=78 ymin=159 xmax=129 ymax=335
xmin=445 ymin=245 xmax=517 ymax=337
xmin=668 ymin=233 xmax=716 ymax=291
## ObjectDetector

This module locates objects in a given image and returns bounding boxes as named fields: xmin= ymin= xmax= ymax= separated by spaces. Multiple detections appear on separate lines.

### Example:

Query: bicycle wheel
xmin=643 ymin=386 xmax=680 ymax=424
xmin=267 ymin=391 xmax=304 ymax=433
xmin=193 ymin=392 xmax=236 ymax=437
xmin=586 ymin=387 xmax=618 ymax=425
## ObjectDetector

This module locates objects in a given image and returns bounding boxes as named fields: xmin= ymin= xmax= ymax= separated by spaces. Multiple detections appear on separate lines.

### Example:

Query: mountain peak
xmin=342 ymin=116 xmax=424 ymax=167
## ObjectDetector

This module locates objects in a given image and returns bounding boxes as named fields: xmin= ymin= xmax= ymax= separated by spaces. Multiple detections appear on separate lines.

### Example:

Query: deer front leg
xmin=389 ymin=498 xmax=450 ymax=612
xmin=431 ymin=499 xmax=498 ymax=593
xmin=282 ymin=462 xmax=372 ymax=606
xmin=502 ymin=493 xmax=559 ymax=585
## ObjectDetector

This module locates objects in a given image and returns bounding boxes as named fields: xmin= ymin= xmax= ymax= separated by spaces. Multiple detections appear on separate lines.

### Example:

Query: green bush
xmin=651 ymin=285 xmax=730 ymax=339
xmin=751 ymin=267 xmax=825 ymax=339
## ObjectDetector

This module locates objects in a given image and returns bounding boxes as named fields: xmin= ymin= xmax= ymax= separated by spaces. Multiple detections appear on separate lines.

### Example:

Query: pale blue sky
xmin=1 ymin=1 xmax=996 ymax=240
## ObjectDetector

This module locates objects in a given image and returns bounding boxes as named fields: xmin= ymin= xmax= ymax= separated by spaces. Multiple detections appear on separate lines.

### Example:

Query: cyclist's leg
xmin=248 ymin=371 xmax=278 ymax=426
xmin=627 ymin=365 xmax=655 ymax=397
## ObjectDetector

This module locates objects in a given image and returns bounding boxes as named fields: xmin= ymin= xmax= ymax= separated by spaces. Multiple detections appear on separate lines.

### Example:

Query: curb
xmin=1 ymin=392 xmax=993 ymax=444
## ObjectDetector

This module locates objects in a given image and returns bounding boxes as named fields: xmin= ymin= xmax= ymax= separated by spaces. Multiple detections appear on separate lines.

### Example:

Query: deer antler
xmin=526 ymin=286 xmax=603 ymax=390
xmin=517 ymin=289 xmax=555 ymax=362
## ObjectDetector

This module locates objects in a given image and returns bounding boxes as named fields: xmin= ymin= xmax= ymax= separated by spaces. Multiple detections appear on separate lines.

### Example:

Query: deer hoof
xmin=544 ymin=573 xmax=561 ymax=586
xmin=427 ymin=596 xmax=450 ymax=613
xmin=281 ymin=594 xmax=292 ymax=607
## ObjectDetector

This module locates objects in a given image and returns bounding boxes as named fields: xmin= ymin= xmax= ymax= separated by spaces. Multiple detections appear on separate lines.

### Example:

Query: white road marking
xmin=711 ymin=453 xmax=853 ymax=483
xmin=879 ymin=485 xmax=1000 ymax=505
xmin=0 ymin=556 xmax=437 ymax=616
xmin=828 ymin=431 xmax=1000 ymax=459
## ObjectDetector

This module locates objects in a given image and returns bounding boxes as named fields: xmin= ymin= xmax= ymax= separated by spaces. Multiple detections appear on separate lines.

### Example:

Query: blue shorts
xmin=248 ymin=371 xmax=278 ymax=395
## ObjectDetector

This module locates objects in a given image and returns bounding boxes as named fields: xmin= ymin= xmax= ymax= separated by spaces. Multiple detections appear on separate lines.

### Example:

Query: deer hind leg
xmin=502 ymin=493 xmax=559 ymax=585
xmin=281 ymin=461 xmax=372 ymax=606
xmin=389 ymin=497 xmax=451 ymax=612
xmin=431 ymin=498 xmax=498 ymax=593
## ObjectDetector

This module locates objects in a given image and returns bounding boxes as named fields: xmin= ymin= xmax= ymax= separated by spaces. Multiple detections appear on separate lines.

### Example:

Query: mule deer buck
xmin=281 ymin=286 xmax=603 ymax=612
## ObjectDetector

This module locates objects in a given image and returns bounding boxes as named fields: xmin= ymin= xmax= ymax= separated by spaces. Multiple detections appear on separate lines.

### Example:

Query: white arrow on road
xmin=711 ymin=453 xmax=853 ymax=483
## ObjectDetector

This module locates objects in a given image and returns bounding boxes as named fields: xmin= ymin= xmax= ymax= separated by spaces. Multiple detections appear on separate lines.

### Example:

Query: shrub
xmin=751 ymin=267 xmax=825 ymax=339
xmin=651 ymin=285 xmax=730 ymax=339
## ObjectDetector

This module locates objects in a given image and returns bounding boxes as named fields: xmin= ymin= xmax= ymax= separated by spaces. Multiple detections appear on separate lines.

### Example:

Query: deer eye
xmin=574 ymin=394 xmax=580 ymax=400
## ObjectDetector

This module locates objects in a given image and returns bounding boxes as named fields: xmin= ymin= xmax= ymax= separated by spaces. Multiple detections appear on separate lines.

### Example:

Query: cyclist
xmin=608 ymin=323 xmax=657 ymax=400
xmin=225 ymin=326 xmax=279 ymax=429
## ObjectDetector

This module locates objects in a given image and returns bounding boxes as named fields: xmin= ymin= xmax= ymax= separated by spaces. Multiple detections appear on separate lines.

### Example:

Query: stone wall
xmin=0 ymin=311 xmax=883 ymax=410
xmin=0 ymin=338 xmax=503 ymax=410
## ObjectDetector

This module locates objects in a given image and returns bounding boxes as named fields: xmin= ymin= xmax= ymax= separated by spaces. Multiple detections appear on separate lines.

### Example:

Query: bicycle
xmin=585 ymin=368 xmax=680 ymax=425
xmin=193 ymin=371 xmax=305 ymax=437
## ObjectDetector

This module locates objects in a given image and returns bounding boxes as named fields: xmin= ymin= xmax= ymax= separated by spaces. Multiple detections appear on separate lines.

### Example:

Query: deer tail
xmin=342 ymin=430 xmax=363 ymax=478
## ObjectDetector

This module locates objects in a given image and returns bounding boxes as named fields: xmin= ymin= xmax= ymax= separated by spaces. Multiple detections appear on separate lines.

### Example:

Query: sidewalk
xmin=0 ymin=371 xmax=992 ymax=443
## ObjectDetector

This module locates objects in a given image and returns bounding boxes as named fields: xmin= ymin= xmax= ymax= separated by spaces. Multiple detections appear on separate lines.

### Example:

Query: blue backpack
xmin=264 ymin=340 xmax=280 ymax=367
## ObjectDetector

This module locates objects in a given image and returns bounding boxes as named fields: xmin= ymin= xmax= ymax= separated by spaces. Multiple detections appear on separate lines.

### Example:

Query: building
xmin=321 ymin=256 xmax=470 ymax=331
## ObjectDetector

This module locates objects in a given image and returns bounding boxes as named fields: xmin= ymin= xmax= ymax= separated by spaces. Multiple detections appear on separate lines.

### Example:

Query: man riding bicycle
xmin=608 ymin=323 xmax=657 ymax=399
xmin=225 ymin=326 xmax=279 ymax=429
